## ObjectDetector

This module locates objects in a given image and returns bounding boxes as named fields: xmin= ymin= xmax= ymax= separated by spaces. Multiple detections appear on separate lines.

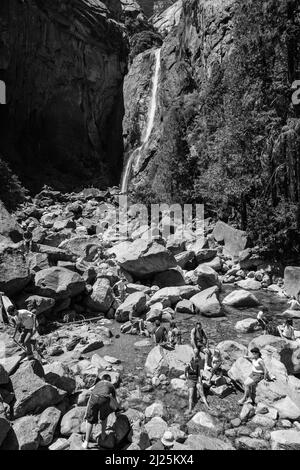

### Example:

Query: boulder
xmin=190 ymin=286 xmax=222 ymax=317
xmin=284 ymin=266 xmax=300 ymax=297
xmin=85 ymin=277 xmax=114 ymax=313
xmin=240 ymin=403 xmax=255 ymax=422
xmin=59 ymin=236 xmax=102 ymax=258
xmin=17 ymin=294 xmax=55 ymax=315
xmin=115 ymin=292 xmax=147 ymax=322
xmin=212 ymin=221 xmax=247 ymax=259
xmin=184 ymin=433 xmax=235 ymax=450
xmin=60 ymin=407 xmax=86 ymax=437
xmin=0 ymin=364 xmax=9 ymax=385
xmin=175 ymin=251 xmax=195 ymax=269
xmin=271 ymin=430 xmax=300 ymax=450
xmin=234 ymin=318 xmax=259 ymax=333
xmin=0 ymin=246 xmax=31 ymax=295
xmin=13 ymin=416 xmax=40 ymax=450
xmin=110 ymin=239 xmax=177 ymax=278
xmin=44 ymin=362 xmax=76 ymax=394
xmin=0 ymin=355 xmax=22 ymax=375
xmin=35 ymin=267 xmax=85 ymax=300
xmin=145 ymin=345 xmax=194 ymax=377
xmin=11 ymin=362 xmax=64 ymax=418
xmin=222 ymin=289 xmax=260 ymax=308
xmin=187 ymin=412 xmax=222 ymax=434
xmin=235 ymin=437 xmax=269 ymax=450
xmin=217 ymin=341 xmax=248 ymax=371
xmin=38 ymin=407 xmax=62 ymax=446
xmin=236 ymin=279 xmax=261 ymax=290
xmin=145 ymin=402 xmax=167 ymax=420
xmin=186 ymin=265 xmax=220 ymax=290
xmin=175 ymin=299 xmax=194 ymax=314
xmin=273 ymin=396 xmax=300 ymax=421
xmin=0 ymin=417 xmax=11 ymax=446
xmin=49 ymin=438 xmax=69 ymax=451
xmin=148 ymin=286 xmax=200 ymax=306
xmin=144 ymin=417 xmax=168 ymax=440
xmin=0 ymin=201 xmax=23 ymax=243
xmin=153 ymin=269 xmax=185 ymax=288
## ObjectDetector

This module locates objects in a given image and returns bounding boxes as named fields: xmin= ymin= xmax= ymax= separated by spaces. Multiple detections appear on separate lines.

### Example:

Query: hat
xmin=161 ymin=431 xmax=175 ymax=447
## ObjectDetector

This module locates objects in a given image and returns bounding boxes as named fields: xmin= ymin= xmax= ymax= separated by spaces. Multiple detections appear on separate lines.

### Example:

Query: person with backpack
xmin=185 ymin=348 xmax=209 ymax=412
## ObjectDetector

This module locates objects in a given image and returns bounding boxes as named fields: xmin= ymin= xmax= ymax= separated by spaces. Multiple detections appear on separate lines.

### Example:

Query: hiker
xmin=278 ymin=319 xmax=296 ymax=341
xmin=185 ymin=348 xmax=209 ymax=412
xmin=238 ymin=347 xmax=272 ymax=405
xmin=82 ymin=374 xmax=121 ymax=450
xmin=190 ymin=322 xmax=211 ymax=368
xmin=168 ymin=321 xmax=182 ymax=347
xmin=153 ymin=320 xmax=168 ymax=345
xmin=8 ymin=305 xmax=36 ymax=359
xmin=150 ymin=431 xmax=175 ymax=450
xmin=287 ymin=296 xmax=300 ymax=311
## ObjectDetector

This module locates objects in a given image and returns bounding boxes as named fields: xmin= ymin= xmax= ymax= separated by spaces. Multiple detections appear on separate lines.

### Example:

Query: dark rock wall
xmin=0 ymin=0 xmax=128 ymax=194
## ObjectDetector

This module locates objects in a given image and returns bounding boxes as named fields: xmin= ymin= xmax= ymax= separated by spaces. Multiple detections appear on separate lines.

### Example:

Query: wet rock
xmin=110 ymin=239 xmax=177 ymax=278
xmin=60 ymin=407 xmax=86 ymax=437
xmin=190 ymin=286 xmax=222 ymax=317
xmin=116 ymin=292 xmax=148 ymax=322
xmin=271 ymin=429 xmax=300 ymax=450
xmin=35 ymin=267 xmax=85 ymax=300
xmin=38 ymin=406 xmax=62 ymax=446
xmin=223 ymin=289 xmax=260 ymax=308
xmin=234 ymin=318 xmax=259 ymax=333
xmin=13 ymin=416 xmax=40 ymax=450
xmin=145 ymin=345 xmax=194 ymax=377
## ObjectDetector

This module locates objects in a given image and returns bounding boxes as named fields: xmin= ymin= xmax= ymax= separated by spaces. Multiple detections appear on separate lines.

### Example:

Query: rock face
xmin=111 ymin=239 xmax=177 ymax=278
xmin=152 ymin=0 xmax=183 ymax=34
xmin=0 ymin=246 xmax=31 ymax=295
xmin=284 ymin=267 xmax=300 ymax=297
xmin=0 ymin=0 xmax=128 ymax=193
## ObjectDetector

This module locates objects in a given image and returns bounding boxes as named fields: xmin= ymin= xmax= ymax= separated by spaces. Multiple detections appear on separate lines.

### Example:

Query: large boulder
xmin=60 ymin=407 xmax=86 ymax=437
xmin=234 ymin=318 xmax=259 ymax=333
xmin=271 ymin=430 xmax=300 ymax=450
xmin=59 ymin=236 xmax=102 ymax=258
xmin=44 ymin=362 xmax=76 ymax=394
xmin=85 ymin=277 xmax=115 ymax=313
xmin=236 ymin=279 xmax=261 ymax=290
xmin=109 ymin=239 xmax=177 ymax=278
xmin=148 ymin=286 xmax=200 ymax=307
xmin=17 ymin=294 xmax=55 ymax=315
xmin=184 ymin=433 xmax=235 ymax=450
xmin=144 ymin=417 xmax=168 ymax=441
xmin=187 ymin=411 xmax=222 ymax=434
xmin=190 ymin=286 xmax=222 ymax=317
xmin=35 ymin=267 xmax=85 ymax=300
xmin=145 ymin=345 xmax=194 ymax=377
xmin=248 ymin=335 xmax=300 ymax=375
xmin=186 ymin=265 xmax=220 ymax=290
xmin=284 ymin=267 xmax=300 ymax=297
xmin=11 ymin=362 xmax=64 ymax=418
xmin=222 ymin=289 xmax=260 ymax=308
xmin=153 ymin=269 xmax=185 ymax=288
xmin=12 ymin=416 xmax=40 ymax=450
xmin=212 ymin=221 xmax=247 ymax=259
xmin=0 ymin=246 xmax=31 ymax=295
xmin=217 ymin=341 xmax=248 ymax=371
xmin=115 ymin=292 xmax=147 ymax=322
xmin=38 ymin=407 xmax=62 ymax=446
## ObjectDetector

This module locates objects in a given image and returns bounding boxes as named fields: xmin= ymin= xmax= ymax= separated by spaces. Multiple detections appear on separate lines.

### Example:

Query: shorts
xmin=249 ymin=372 xmax=264 ymax=384
xmin=187 ymin=378 xmax=198 ymax=389
xmin=85 ymin=394 xmax=111 ymax=424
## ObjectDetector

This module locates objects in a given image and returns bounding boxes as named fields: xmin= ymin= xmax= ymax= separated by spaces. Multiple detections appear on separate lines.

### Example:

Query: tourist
xmin=150 ymin=431 xmax=175 ymax=450
xmin=256 ymin=307 xmax=269 ymax=334
xmin=207 ymin=348 xmax=223 ymax=384
xmin=153 ymin=320 xmax=168 ymax=345
xmin=238 ymin=347 xmax=270 ymax=405
xmin=287 ymin=296 xmax=300 ymax=311
xmin=8 ymin=305 xmax=36 ymax=359
xmin=168 ymin=321 xmax=182 ymax=347
xmin=185 ymin=348 xmax=209 ymax=412
xmin=190 ymin=321 xmax=211 ymax=368
xmin=278 ymin=319 xmax=296 ymax=341
xmin=82 ymin=374 xmax=121 ymax=450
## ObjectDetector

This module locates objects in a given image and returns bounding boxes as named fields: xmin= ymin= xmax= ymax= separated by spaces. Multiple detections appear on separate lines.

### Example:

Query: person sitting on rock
xmin=82 ymin=374 xmax=121 ymax=450
xmin=168 ymin=321 xmax=182 ymax=348
xmin=150 ymin=430 xmax=175 ymax=450
xmin=238 ymin=347 xmax=271 ymax=406
xmin=185 ymin=348 xmax=209 ymax=412
xmin=153 ymin=320 xmax=168 ymax=345
xmin=278 ymin=319 xmax=296 ymax=341
xmin=8 ymin=305 xmax=36 ymax=359
xmin=287 ymin=296 xmax=300 ymax=311
xmin=207 ymin=348 xmax=223 ymax=385
xmin=256 ymin=308 xmax=269 ymax=334
xmin=190 ymin=321 xmax=211 ymax=368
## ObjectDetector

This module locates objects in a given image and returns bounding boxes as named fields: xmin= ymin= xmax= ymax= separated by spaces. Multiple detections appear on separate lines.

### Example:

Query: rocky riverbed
xmin=1 ymin=187 xmax=300 ymax=451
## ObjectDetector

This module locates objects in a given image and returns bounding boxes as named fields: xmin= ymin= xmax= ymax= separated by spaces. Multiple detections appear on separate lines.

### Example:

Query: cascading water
xmin=121 ymin=48 xmax=161 ymax=194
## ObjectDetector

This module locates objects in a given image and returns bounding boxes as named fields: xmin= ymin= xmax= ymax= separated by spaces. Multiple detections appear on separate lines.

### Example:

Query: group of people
xmin=257 ymin=304 xmax=299 ymax=342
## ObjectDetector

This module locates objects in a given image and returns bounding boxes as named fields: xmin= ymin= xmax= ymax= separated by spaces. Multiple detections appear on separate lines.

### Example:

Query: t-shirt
xmin=252 ymin=358 xmax=264 ymax=374
xmin=17 ymin=310 xmax=35 ymax=329
xmin=92 ymin=380 xmax=116 ymax=398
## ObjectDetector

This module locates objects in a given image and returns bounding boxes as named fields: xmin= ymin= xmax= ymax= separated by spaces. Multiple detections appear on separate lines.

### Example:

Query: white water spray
xmin=121 ymin=48 xmax=161 ymax=193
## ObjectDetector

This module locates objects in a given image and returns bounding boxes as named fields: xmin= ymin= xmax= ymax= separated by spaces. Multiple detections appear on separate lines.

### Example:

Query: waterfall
xmin=121 ymin=48 xmax=161 ymax=194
